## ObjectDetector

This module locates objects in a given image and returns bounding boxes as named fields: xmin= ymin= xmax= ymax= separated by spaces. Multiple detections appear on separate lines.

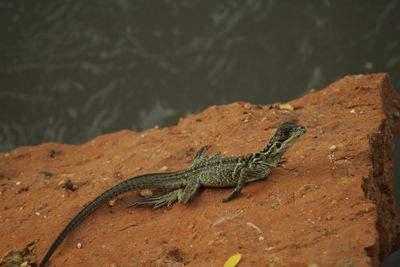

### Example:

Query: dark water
xmin=1 ymin=1 xmax=400 ymax=264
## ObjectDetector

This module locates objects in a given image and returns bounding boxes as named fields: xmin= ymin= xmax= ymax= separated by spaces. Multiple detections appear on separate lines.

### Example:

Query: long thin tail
xmin=39 ymin=171 xmax=184 ymax=267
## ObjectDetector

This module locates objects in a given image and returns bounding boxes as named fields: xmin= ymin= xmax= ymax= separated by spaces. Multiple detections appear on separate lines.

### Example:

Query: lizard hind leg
xmin=130 ymin=189 xmax=182 ymax=209
xmin=178 ymin=180 xmax=200 ymax=204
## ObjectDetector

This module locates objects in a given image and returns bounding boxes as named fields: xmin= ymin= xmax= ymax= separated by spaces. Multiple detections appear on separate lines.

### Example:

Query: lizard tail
xmin=39 ymin=171 xmax=184 ymax=267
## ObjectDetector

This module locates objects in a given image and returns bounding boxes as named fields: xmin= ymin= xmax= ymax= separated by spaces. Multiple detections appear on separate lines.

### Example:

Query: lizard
xmin=38 ymin=121 xmax=306 ymax=266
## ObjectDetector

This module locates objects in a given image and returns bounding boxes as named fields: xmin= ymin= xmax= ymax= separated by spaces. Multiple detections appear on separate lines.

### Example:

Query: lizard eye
xmin=275 ymin=142 xmax=281 ymax=149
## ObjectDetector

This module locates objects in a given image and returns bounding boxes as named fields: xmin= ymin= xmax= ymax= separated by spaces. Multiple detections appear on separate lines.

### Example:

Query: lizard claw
xmin=221 ymin=191 xmax=240 ymax=202
xmin=278 ymin=157 xmax=287 ymax=165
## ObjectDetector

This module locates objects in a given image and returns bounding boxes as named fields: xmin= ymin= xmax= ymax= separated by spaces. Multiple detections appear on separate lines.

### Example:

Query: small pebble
xmin=48 ymin=149 xmax=57 ymax=158
xmin=40 ymin=171 xmax=54 ymax=177
xmin=329 ymin=145 xmax=337 ymax=151
xmin=159 ymin=166 xmax=168 ymax=172
xmin=76 ymin=242 xmax=82 ymax=249
xmin=36 ymin=203 xmax=48 ymax=211
xmin=58 ymin=179 xmax=78 ymax=191
xmin=113 ymin=172 xmax=122 ymax=179
xmin=108 ymin=199 xmax=116 ymax=207
xmin=140 ymin=189 xmax=153 ymax=198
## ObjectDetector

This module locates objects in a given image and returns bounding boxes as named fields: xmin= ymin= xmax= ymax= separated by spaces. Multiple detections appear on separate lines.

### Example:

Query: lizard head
xmin=261 ymin=121 xmax=306 ymax=158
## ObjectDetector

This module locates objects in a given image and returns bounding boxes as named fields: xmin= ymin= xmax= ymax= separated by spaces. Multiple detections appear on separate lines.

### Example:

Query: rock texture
xmin=1 ymin=74 xmax=400 ymax=266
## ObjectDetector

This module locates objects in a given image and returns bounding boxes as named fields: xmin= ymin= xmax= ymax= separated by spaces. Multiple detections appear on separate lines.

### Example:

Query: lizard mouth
xmin=298 ymin=124 xmax=307 ymax=134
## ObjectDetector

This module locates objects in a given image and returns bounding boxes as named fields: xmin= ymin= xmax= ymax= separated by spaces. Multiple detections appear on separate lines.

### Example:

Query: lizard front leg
xmin=222 ymin=164 xmax=247 ymax=202
xmin=191 ymin=145 xmax=211 ymax=166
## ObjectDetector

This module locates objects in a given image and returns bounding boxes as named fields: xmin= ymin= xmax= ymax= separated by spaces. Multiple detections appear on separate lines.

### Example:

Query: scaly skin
xmin=39 ymin=121 xmax=306 ymax=267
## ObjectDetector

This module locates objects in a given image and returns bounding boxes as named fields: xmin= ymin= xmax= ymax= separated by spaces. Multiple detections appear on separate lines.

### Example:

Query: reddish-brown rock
xmin=1 ymin=74 xmax=399 ymax=266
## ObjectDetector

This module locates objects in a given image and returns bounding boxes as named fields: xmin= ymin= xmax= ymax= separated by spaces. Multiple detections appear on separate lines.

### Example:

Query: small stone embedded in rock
xmin=36 ymin=203 xmax=48 ymax=212
xmin=140 ymin=189 xmax=153 ymax=198
xmin=48 ymin=149 xmax=57 ymax=158
xmin=167 ymin=248 xmax=184 ymax=263
xmin=113 ymin=172 xmax=123 ymax=179
xmin=159 ymin=166 xmax=168 ymax=172
xmin=264 ymin=245 xmax=274 ymax=251
xmin=17 ymin=185 xmax=29 ymax=194
xmin=58 ymin=179 xmax=78 ymax=191
xmin=329 ymin=145 xmax=337 ymax=152
xmin=108 ymin=198 xmax=116 ymax=207
xmin=40 ymin=171 xmax=54 ymax=177
xmin=76 ymin=243 xmax=82 ymax=249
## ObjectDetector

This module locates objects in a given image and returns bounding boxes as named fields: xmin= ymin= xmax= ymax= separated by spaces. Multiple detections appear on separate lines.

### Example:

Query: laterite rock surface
xmin=1 ymin=73 xmax=399 ymax=266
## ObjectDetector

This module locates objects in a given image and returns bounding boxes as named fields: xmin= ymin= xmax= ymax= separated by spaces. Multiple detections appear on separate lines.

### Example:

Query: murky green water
xmin=1 ymin=1 xmax=400 ymax=264
xmin=1 ymin=1 xmax=399 ymax=151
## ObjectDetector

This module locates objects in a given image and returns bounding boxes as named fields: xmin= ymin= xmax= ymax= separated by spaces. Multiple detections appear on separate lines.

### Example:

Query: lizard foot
xmin=221 ymin=190 xmax=241 ymax=202
xmin=129 ymin=189 xmax=181 ymax=209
